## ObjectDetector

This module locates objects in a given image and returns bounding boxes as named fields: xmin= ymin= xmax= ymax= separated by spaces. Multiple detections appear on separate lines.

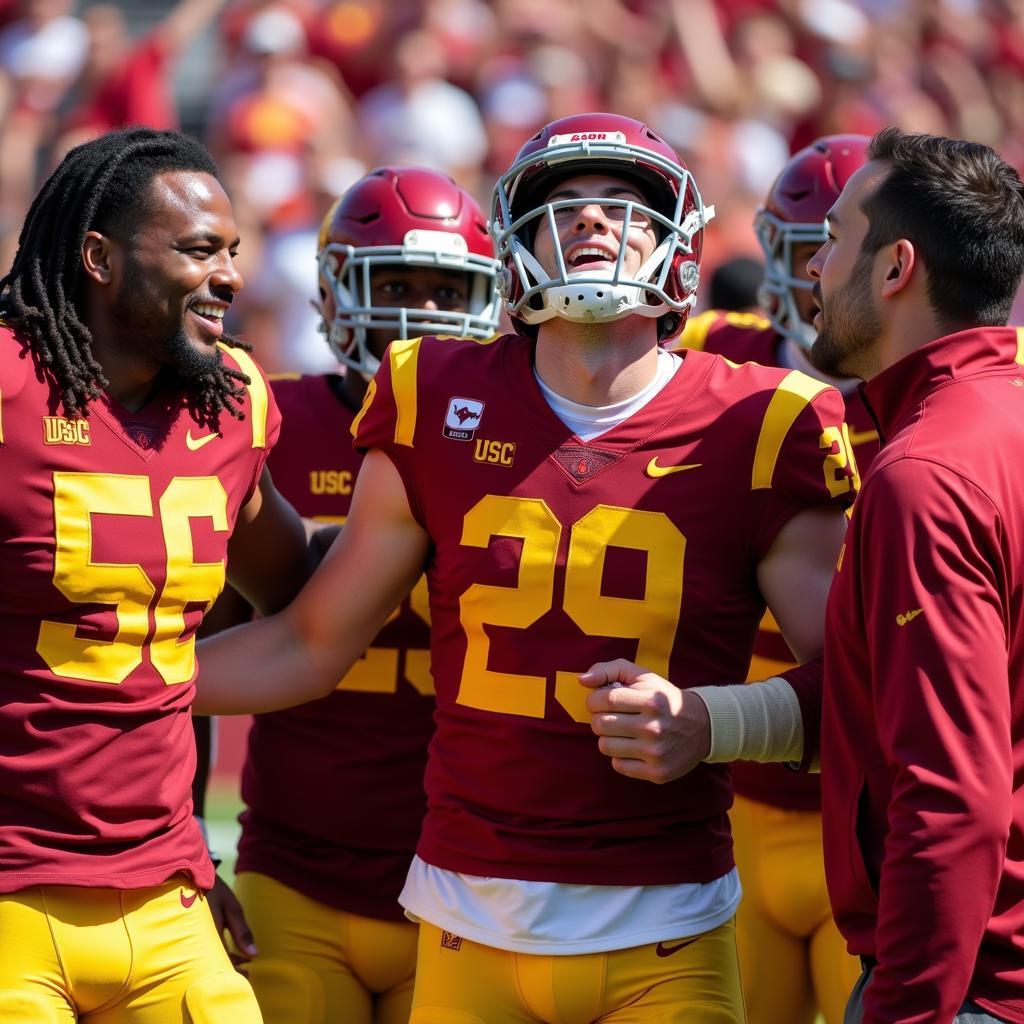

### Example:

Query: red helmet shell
xmin=764 ymin=135 xmax=871 ymax=225
xmin=756 ymin=135 xmax=870 ymax=350
xmin=494 ymin=112 xmax=708 ymax=341
xmin=320 ymin=165 xmax=493 ymax=258
xmin=508 ymin=112 xmax=685 ymax=220
xmin=317 ymin=166 xmax=500 ymax=376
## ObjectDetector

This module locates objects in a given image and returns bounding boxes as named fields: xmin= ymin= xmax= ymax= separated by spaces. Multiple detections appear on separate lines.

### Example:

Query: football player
xmin=195 ymin=113 xmax=855 ymax=1023
xmin=225 ymin=166 xmax=500 ymax=1024
xmin=0 ymin=129 xmax=315 ymax=1022
xmin=675 ymin=136 xmax=876 ymax=1024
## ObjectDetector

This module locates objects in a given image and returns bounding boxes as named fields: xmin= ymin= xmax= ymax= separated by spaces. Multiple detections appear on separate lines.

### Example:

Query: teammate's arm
xmin=581 ymin=505 xmax=846 ymax=782
xmin=194 ymin=449 xmax=429 ymax=715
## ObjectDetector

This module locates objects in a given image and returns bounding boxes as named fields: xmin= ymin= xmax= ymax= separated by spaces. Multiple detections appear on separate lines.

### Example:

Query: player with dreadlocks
xmin=1 ymin=127 xmax=252 ymax=426
xmin=0 ymin=127 xmax=315 ymax=1022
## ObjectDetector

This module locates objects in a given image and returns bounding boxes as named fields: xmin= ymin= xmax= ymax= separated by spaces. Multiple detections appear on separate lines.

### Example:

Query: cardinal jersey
xmin=679 ymin=309 xmax=879 ymax=810
xmin=237 ymin=373 xmax=434 ymax=921
xmin=0 ymin=328 xmax=278 ymax=893
xmin=353 ymin=333 xmax=855 ymax=885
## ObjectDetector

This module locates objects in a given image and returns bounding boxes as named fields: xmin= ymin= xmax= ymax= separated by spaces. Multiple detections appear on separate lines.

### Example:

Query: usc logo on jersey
xmin=43 ymin=416 xmax=90 ymax=446
xmin=309 ymin=470 xmax=353 ymax=496
xmin=473 ymin=439 xmax=516 ymax=466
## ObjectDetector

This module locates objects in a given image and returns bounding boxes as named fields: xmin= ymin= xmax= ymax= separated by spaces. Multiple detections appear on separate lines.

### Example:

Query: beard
xmin=809 ymin=249 xmax=881 ymax=379
xmin=160 ymin=322 xmax=225 ymax=382
xmin=114 ymin=261 xmax=226 ymax=387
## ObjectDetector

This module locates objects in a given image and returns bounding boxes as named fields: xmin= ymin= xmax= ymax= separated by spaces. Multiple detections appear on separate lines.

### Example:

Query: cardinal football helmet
xmin=491 ymin=112 xmax=714 ymax=341
xmin=755 ymin=134 xmax=869 ymax=349
xmin=317 ymin=166 xmax=501 ymax=379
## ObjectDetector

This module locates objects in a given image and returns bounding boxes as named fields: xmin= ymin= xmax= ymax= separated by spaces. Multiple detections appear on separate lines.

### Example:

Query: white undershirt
xmin=534 ymin=347 xmax=682 ymax=440
xmin=399 ymin=345 xmax=740 ymax=954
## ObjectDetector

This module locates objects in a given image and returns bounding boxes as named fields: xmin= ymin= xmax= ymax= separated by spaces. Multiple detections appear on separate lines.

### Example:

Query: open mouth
xmin=189 ymin=302 xmax=227 ymax=339
xmin=567 ymin=245 xmax=619 ymax=271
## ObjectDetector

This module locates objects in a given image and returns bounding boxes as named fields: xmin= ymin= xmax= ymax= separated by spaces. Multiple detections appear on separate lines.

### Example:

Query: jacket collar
xmin=859 ymin=326 xmax=1024 ymax=443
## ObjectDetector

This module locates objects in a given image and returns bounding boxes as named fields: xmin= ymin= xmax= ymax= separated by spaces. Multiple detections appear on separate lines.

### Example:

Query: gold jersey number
xmin=37 ymin=472 xmax=228 ymax=685
xmin=457 ymin=496 xmax=685 ymax=724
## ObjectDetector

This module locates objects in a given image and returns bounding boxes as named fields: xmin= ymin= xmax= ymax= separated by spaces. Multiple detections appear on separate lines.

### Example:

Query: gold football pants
xmin=409 ymin=918 xmax=746 ymax=1024
xmin=234 ymin=870 xmax=417 ymax=1024
xmin=0 ymin=876 xmax=261 ymax=1023
xmin=731 ymin=795 xmax=860 ymax=1024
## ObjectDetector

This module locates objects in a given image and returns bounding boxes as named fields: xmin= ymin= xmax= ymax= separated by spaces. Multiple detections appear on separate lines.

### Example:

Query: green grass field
xmin=206 ymin=782 xmax=244 ymax=884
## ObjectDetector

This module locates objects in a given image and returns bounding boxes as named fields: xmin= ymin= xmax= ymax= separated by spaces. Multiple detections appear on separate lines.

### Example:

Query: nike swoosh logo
xmin=645 ymin=457 xmax=702 ymax=478
xmin=186 ymin=429 xmax=218 ymax=451
xmin=896 ymin=608 xmax=924 ymax=627
xmin=180 ymin=888 xmax=199 ymax=909
xmin=655 ymin=936 xmax=700 ymax=957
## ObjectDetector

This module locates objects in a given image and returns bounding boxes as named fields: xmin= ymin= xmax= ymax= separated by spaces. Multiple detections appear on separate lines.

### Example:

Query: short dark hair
xmin=860 ymin=127 xmax=1024 ymax=327
xmin=0 ymin=128 xmax=249 ymax=423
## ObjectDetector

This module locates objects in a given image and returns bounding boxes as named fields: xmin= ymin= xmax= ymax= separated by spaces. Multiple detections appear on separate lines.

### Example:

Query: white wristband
xmin=687 ymin=677 xmax=804 ymax=764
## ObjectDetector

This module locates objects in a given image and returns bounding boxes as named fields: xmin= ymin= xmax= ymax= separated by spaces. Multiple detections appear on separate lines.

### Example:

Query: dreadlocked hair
xmin=0 ymin=127 xmax=251 ymax=425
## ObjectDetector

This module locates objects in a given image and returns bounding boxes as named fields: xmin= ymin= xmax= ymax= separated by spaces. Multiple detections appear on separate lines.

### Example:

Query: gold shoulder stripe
xmin=675 ymin=309 xmax=719 ymax=352
xmin=752 ymin=371 xmax=830 ymax=490
xmin=268 ymin=371 xmax=302 ymax=381
xmin=1015 ymin=326 xmax=1024 ymax=366
xmin=350 ymin=377 xmax=377 ymax=438
xmin=218 ymin=344 xmax=269 ymax=448
xmin=722 ymin=311 xmax=772 ymax=331
xmin=433 ymin=331 xmax=503 ymax=345
xmin=848 ymin=427 xmax=879 ymax=447
xmin=390 ymin=336 xmax=421 ymax=447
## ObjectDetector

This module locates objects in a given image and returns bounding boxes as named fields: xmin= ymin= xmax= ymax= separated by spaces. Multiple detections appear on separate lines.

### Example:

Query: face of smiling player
xmin=530 ymin=173 xmax=658 ymax=284
xmin=108 ymin=170 xmax=244 ymax=387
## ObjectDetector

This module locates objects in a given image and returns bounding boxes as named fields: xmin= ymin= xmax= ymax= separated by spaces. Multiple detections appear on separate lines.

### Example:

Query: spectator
xmin=357 ymin=28 xmax=487 ymax=191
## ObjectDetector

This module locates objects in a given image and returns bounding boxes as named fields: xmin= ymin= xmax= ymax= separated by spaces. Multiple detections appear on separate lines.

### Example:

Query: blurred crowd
xmin=2 ymin=0 xmax=1024 ymax=373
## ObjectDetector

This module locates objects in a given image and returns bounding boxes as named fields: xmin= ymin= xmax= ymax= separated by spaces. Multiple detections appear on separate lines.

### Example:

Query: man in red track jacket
xmin=803 ymin=128 xmax=1024 ymax=1024
xmin=585 ymin=127 xmax=1024 ymax=1023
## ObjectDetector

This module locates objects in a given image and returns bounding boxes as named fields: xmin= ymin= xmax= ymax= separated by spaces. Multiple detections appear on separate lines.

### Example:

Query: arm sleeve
xmin=688 ymin=674 xmax=803 ymax=763
xmin=858 ymin=459 xmax=1012 ymax=1024
xmin=687 ymin=658 xmax=823 ymax=768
